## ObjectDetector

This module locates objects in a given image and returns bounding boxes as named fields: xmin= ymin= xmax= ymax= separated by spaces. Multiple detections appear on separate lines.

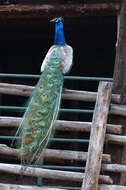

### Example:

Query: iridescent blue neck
xmin=54 ymin=21 xmax=66 ymax=45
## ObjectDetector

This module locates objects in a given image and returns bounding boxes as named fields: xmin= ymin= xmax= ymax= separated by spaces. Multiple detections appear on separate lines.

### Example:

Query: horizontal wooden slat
xmin=0 ymin=183 xmax=62 ymax=190
xmin=0 ymin=3 xmax=121 ymax=20
xmin=105 ymin=134 xmax=126 ymax=145
xmin=0 ymin=144 xmax=111 ymax=163
xmin=102 ymin=164 xmax=126 ymax=173
xmin=0 ymin=184 xmax=126 ymax=190
xmin=0 ymin=116 xmax=122 ymax=134
xmin=1 ymin=145 xmax=126 ymax=173
xmin=0 ymin=118 xmax=125 ymax=144
xmin=0 ymin=163 xmax=113 ymax=184
xmin=99 ymin=184 xmax=126 ymax=190
xmin=110 ymin=104 xmax=126 ymax=116
xmin=0 ymin=83 xmax=121 ymax=103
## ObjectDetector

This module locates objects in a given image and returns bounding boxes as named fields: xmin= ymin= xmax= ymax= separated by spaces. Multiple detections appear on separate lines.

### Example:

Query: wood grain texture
xmin=0 ymin=3 xmax=121 ymax=19
xmin=0 ymin=116 xmax=122 ymax=134
xmin=112 ymin=0 xmax=126 ymax=185
xmin=0 ymin=163 xmax=113 ymax=184
xmin=82 ymin=82 xmax=112 ymax=190
xmin=0 ymin=144 xmax=111 ymax=163
xmin=0 ymin=83 xmax=121 ymax=103
xmin=0 ymin=184 xmax=126 ymax=190
xmin=99 ymin=185 xmax=126 ymax=190
xmin=0 ymin=183 xmax=62 ymax=190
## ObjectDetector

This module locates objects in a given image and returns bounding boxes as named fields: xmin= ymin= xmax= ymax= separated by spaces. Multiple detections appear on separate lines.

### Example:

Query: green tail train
xmin=18 ymin=47 xmax=64 ymax=163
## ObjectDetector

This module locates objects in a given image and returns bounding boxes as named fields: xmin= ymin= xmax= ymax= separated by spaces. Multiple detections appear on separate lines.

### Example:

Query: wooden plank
xmin=0 ymin=184 xmax=125 ymax=190
xmin=0 ymin=3 xmax=121 ymax=20
xmin=0 ymin=144 xmax=111 ymax=163
xmin=0 ymin=163 xmax=113 ymax=184
xmin=0 ymin=183 xmax=62 ymax=190
xmin=0 ymin=116 xmax=122 ymax=134
xmin=99 ymin=185 xmax=126 ymax=190
xmin=2 ymin=144 xmax=126 ymax=173
xmin=1 ymin=184 xmax=126 ymax=190
xmin=110 ymin=104 xmax=126 ymax=116
xmin=102 ymin=164 xmax=126 ymax=173
xmin=0 ymin=83 xmax=121 ymax=103
xmin=112 ymin=1 xmax=126 ymax=184
xmin=105 ymin=134 xmax=126 ymax=145
xmin=57 ymin=121 xmax=122 ymax=135
xmin=82 ymin=82 xmax=112 ymax=190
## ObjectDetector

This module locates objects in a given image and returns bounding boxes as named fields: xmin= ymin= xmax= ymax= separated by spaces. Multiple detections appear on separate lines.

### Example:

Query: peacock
xmin=15 ymin=17 xmax=73 ymax=164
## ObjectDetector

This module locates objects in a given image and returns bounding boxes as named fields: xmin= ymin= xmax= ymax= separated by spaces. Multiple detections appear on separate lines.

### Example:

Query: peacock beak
xmin=50 ymin=17 xmax=64 ymax=23
xmin=50 ymin=18 xmax=57 ymax=23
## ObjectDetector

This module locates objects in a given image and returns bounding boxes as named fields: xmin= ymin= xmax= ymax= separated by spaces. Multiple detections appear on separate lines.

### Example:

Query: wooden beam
xmin=1 ymin=144 xmax=126 ymax=173
xmin=0 ymin=3 xmax=121 ymax=20
xmin=0 ymin=163 xmax=113 ymax=184
xmin=57 ymin=121 xmax=122 ymax=135
xmin=1 ymin=104 xmax=126 ymax=116
xmin=0 ymin=144 xmax=111 ymax=163
xmin=112 ymin=0 xmax=126 ymax=185
xmin=110 ymin=104 xmax=126 ymax=116
xmin=99 ymin=185 xmax=126 ymax=190
xmin=0 ymin=116 xmax=122 ymax=134
xmin=105 ymin=134 xmax=126 ymax=145
xmin=102 ymin=163 xmax=126 ymax=173
xmin=0 ymin=184 xmax=126 ymax=190
xmin=0 ymin=83 xmax=121 ymax=103
xmin=82 ymin=82 xmax=112 ymax=190
xmin=0 ymin=183 xmax=62 ymax=190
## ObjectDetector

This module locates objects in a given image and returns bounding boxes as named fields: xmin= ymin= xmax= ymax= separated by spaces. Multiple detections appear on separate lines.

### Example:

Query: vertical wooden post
xmin=113 ymin=0 xmax=126 ymax=99
xmin=82 ymin=82 xmax=112 ymax=190
xmin=112 ymin=0 xmax=126 ymax=185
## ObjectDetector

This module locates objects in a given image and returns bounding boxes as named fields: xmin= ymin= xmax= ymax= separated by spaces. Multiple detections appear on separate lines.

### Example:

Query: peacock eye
xmin=40 ymin=85 xmax=43 ymax=89
xmin=42 ymin=93 xmax=46 ymax=97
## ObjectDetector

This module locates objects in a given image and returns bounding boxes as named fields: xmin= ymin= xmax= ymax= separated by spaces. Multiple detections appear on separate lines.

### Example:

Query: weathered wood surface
xmin=102 ymin=164 xmax=126 ymax=173
xmin=112 ymin=0 xmax=126 ymax=185
xmin=1 ymin=144 xmax=126 ymax=173
xmin=0 ymin=120 xmax=125 ymax=145
xmin=99 ymin=185 xmax=126 ymax=190
xmin=0 ymin=83 xmax=121 ymax=103
xmin=0 ymin=116 xmax=122 ymax=134
xmin=110 ymin=104 xmax=126 ymax=116
xmin=82 ymin=82 xmax=112 ymax=190
xmin=0 ymin=163 xmax=113 ymax=184
xmin=0 ymin=144 xmax=111 ymax=163
xmin=0 ymin=183 xmax=62 ymax=190
xmin=105 ymin=134 xmax=126 ymax=145
xmin=0 ymin=3 xmax=121 ymax=19
xmin=0 ymin=184 xmax=126 ymax=190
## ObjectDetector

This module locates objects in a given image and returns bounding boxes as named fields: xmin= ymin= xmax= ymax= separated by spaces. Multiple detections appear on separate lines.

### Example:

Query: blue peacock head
xmin=50 ymin=17 xmax=66 ymax=46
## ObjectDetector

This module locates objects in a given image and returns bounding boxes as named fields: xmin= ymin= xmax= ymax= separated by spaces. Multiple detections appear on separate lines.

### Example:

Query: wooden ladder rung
xmin=0 ymin=117 xmax=122 ymax=135
xmin=0 ymin=144 xmax=111 ymax=163
xmin=0 ymin=183 xmax=63 ymax=190
xmin=0 ymin=163 xmax=113 ymax=184
xmin=0 ymin=82 xmax=121 ymax=103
